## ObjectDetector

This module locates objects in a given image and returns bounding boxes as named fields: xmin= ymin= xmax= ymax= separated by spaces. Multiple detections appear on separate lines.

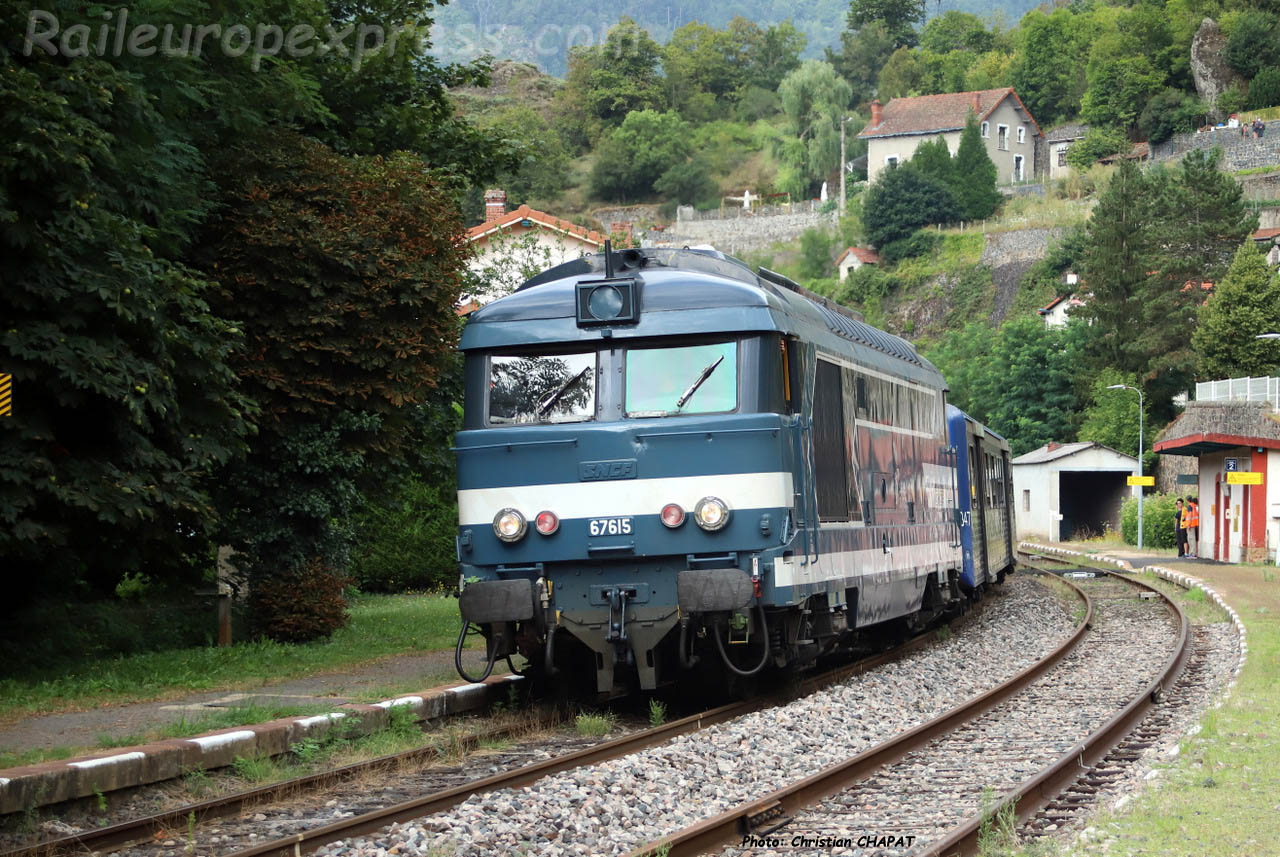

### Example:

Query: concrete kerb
xmin=0 ymin=673 xmax=523 ymax=815
xmin=1019 ymin=540 xmax=1249 ymax=699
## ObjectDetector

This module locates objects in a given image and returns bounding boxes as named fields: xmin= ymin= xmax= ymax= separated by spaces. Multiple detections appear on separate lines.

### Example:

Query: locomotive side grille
xmin=816 ymin=305 xmax=923 ymax=366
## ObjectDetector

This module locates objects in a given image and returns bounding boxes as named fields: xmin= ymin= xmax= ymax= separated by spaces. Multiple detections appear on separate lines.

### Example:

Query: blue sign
xmin=1225 ymin=457 xmax=1239 ymax=472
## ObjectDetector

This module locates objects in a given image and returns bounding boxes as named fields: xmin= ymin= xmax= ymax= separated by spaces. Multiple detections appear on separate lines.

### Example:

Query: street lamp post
xmin=1108 ymin=384 xmax=1145 ymax=549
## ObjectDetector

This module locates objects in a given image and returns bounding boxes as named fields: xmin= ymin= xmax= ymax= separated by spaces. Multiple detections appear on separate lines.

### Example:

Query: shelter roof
xmin=1154 ymin=401 xmax=1280 ymax=456
xmin=1012 ymin=440 xmax=1135 ymax=465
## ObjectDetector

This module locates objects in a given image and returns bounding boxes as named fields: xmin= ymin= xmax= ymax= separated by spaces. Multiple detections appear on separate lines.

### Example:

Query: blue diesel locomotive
xmin=454 ymin=247 xmax=1013 ymax=695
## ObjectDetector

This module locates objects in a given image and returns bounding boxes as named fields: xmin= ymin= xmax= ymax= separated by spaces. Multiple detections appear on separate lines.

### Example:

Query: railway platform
xmin=0 ymin=651 xmax=519 ymax=815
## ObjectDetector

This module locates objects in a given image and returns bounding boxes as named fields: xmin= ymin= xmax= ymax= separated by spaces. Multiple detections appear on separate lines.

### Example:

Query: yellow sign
xmin=0 ymin=373 xmax=10 ymax=416
xmin=1127 ymin=475 xmax=1155 ymax=486
xmin=1227 ymin=471 xmax=1264 ymax=485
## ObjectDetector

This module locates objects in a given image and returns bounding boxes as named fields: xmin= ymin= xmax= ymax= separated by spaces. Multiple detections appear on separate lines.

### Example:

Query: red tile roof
xmin=858 ymin=88 xmax=1042 ymax=140
xmin=467 ymin=204 xmax=605 ymax=246
xmin=1253 ymin=228 xmax=1280 ymax=242
xmin=836 ymin=246 xmax=880 ymax=266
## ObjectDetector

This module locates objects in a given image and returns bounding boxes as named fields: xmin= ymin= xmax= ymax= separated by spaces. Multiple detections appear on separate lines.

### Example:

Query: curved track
xmin=625 ymin=565 xmax=1187 ymax=857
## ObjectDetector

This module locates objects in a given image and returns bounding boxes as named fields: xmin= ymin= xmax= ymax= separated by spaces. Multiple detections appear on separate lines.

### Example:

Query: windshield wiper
xmin=536 ymin=366 xmax=590 ymax=418
xmin=675 ymin=355 xmax=725 ymax=411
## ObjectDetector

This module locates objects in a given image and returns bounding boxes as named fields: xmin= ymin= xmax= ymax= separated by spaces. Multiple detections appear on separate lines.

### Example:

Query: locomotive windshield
xmin=625 ymin=341 xmax=737 ymax=417
xmin=488 ymin=352 xmax=596 ymax=424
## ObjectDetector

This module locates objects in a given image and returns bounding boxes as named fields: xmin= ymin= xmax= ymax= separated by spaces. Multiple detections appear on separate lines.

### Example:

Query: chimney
xmin=484 ymin=189 xmax=507 ymax=223
xmin=1047 ymin=441 xmax=1061 ymax=452
xmin=870 ymin=99 xmax=882 ymax=128
xmin=971 ymin=92 xmax=980 ymax=114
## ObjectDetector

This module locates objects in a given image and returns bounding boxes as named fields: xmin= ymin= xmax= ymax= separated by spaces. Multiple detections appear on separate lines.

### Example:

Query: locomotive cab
xmin=453 ymin=247 xmax=977 ymax=697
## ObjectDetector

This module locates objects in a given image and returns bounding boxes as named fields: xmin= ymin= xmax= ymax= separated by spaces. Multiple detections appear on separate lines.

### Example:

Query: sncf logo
xmin=579 ymin=459 xmax=637 ymax=481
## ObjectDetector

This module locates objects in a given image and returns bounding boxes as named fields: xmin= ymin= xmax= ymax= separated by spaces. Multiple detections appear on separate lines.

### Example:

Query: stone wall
xmin=1150 ymin=128 xmax=1280 ymax=171
xmin=649 ymin=210 xmax=838 ymax=255
xmin=981 ymin=228 xmax=1066 ymax=321
xmin=590 ymin=204 xmax=662 ymax=234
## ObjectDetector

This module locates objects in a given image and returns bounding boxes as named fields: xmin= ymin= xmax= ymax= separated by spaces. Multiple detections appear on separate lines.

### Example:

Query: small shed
xmin=1012 ymin=441 xmax=1139 ymax=541
xmin=836 ymin=247 xmax=880 ymax=281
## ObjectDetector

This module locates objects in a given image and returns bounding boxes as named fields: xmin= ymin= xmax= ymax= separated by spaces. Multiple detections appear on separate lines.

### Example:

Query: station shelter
xmin=1011 ymin=441 xmax=1139 ymax=542
xmin=1154 ymin=384 xmax=1280 ymax=563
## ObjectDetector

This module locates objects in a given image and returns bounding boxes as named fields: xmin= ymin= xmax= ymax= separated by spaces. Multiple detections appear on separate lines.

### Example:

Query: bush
xmin=1217 ymin=84 xmax=1248 ymax=117
xmin=1248 ymin=67 xmax=1280 ymax=111
xmin=350 ymin=479 xmax=460 ymax=592
xmin=862 ymin=165 xmax=956 ymax=248
xmin=1120 ymin=493 xmax=1179 ymax=550
xmin=837 ymin=265 xmax=897 ymax=305
xmin=1065 ymin=127 xmax=1130 ymax=171
xmin=879 ymin=229 xmax=941 ymax=264
xmin=1139 ymin=89 xmax=1206 ymax=144
xmin=250 ymin=558 xmax=350 ymax=643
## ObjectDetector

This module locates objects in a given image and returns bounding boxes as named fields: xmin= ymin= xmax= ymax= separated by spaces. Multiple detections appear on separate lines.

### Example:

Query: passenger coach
xmin=454 ymin=247 xmax=987 ymax=695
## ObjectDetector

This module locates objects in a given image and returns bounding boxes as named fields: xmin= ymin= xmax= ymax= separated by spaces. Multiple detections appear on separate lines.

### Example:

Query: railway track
xmin=2 ymin=606 xmax=971 ymax=857
xmin=629 ymin=558 xmax=1190 ymax=857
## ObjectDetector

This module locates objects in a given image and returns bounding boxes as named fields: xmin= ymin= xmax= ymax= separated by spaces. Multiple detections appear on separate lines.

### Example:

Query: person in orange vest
xmin=1187 ymin=497 xmax=1200 ymax=558
xmin=1175 ymin=498 xmax=1188 ymax=557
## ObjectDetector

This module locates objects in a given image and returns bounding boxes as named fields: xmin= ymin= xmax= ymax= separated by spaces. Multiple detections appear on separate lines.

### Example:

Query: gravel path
xmin=317 ymin=576 xmax=1076 ymax=857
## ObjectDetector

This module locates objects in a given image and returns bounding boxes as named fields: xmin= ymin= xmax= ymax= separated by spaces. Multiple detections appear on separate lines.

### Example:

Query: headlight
xmin=694 ymin=496 xmax=730 ymax=531
xmin=535 ymin=510 xmax=560 ymax=535
xmin=493 ymin=508 xmax=527 ymax=542
xmin=660 ymin=503 xmax=685 ymax=528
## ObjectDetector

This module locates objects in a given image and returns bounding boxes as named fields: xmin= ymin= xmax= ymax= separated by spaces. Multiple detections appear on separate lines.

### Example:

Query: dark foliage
xmin=862 ymin=165 xmax=956 ymax=248
xmin=879 ymin=229 xmax=942 ymax=264
xmin=250 ymin=557 xmax=351 ymax=642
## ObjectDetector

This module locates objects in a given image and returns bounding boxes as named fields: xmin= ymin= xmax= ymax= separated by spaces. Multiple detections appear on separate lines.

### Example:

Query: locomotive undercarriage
xmin=459 ymin=565 xmax=974 ymax=697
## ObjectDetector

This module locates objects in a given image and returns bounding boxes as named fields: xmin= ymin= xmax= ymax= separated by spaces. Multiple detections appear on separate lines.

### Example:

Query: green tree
xmin=653 ymin=157 xmax=719 ymax=206
xmin=1065 ymin=127 xmax=1131 ymax=171
xmin=847 ymin=0 xmax=927 ymax=48
xmin=555 ymin=17 xmax=665 ymax=146
xmin=1192 ymin=242 xmax=1280 ymax=379
xmin=590 ymin=110 xmax=693 ymax=201
xmin=862 ymin=163 xmax=956 ymax=247
xmin=1080 ymin=37 xmax=1165 ymax=133
xmin=1011 ymin=8 xmax=1092 ymax=126
xmin=799 ymin=228 xmax=837 ymax=279
xmin=920 ymin=11 xmax=995 ymax=54
xmin=877 ymin=47 xmax=929 ymax=99
xmin=725 ymin=17 xmax=808 ymax=93
xmin=1225 ymin=10 xmax=1280 ymax=80
xmin=1078 ymin=370 xmax=1146 ymax=460
xmin=981 ymin=319 xmax=1089 ymax=455
xmin=776 ymin=61 xmax=853 ymax=198
xmin=1138 ymin=89 xmax=1206 ymax=145
xmin=826 ymin=22 xmax=897 ymax=104
xmin=924 ymin=322 xmax=998 ymax=423
xmin=1077 ymin=160 xmax=1158 ymax=380
xmin=951 ymin=114 xmax=1001 ymax=220
xmin=909 ymin=136 xmax=954 ymax=185
xmin=1248 ymin=67 xmax=1280 ymax=111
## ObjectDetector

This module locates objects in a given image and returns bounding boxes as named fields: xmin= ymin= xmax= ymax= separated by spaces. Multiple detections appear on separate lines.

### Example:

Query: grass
xmin=0 ymin=593 xmax=470 ymax=725
xmin=647 ymin=698 xmax=667 ymax=728
xmin=1137 ymin=573 xmax=1231 ymax=627
xmin=574 ymin=711 xmax=618 ymax=738
xmin=1007 ymin=543 xmax=1278 ymax=856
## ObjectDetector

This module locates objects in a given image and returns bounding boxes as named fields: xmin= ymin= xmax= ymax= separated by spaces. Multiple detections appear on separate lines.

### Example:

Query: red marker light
xmin=661 ymin=503 xmax=685 ymax=528
xmin=535 ymin=510 xmax=559 ymax=535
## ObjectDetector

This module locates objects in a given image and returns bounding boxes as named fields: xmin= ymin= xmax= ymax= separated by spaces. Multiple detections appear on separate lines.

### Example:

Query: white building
xmin=1038 ymin=288 xmax=1086 ymax=328
xmin=1012 ymin=441 xmax=1139 ymax=542
xmin=857 ymin=87 xmax=1043 ymax=186
xmin=465 ymin=190 xmax=605 ymax=308
xmin=1044 ymin=123 xmax=1088 ymax=181
xmin=835 ymin=246 xmax=880 ymax=281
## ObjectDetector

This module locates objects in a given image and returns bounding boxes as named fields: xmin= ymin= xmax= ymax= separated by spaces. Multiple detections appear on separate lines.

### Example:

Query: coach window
xmin=488 ymin=351 xmax=597 ymax=425
xmin=625 ymin=340 xmax=737 ymax=417
xmin=813 ymin=359 xmax=850 ymax=521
